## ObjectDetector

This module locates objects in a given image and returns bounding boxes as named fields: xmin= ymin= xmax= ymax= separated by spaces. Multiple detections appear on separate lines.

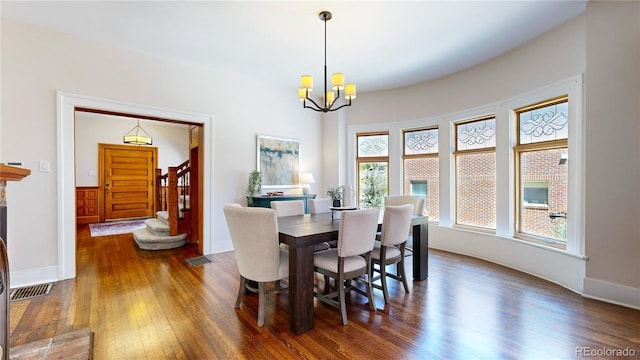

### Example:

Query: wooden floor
xmin=9 ymin=225 xmax=639 ymax=359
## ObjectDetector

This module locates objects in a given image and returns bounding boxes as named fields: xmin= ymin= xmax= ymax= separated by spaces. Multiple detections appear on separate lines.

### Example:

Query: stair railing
xmin=156 ymin=160 xmax=190 ymax=236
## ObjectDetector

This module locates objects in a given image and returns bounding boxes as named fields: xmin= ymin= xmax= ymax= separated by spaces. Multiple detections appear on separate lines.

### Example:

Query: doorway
xmin=58 ymin=92 xmax=212 ymax=281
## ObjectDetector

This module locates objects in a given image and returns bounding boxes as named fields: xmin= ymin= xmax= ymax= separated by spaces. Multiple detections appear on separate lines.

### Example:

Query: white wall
xmin=582 ymin=1 xmax=640 ymax=307
xmin=75 ymin=113 xmax=190 ymax=186
xmin=0 ymin=18 xmax=321 ymax=285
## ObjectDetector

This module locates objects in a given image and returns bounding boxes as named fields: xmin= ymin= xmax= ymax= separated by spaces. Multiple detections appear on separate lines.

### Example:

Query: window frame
xmin=513 ymin=95 xmax=569 ymax=248
xmin=453 ymin=115 xmax=497 ymax=232
xmin=402 ymin=126 xmax=439 ymax=221
xmin=356 ymin=132 xmax=389 ymax=208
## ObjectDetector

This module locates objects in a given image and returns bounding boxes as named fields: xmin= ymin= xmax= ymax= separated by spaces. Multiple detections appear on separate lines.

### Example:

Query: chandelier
xmin=123 ymin=119 xmax=153 ymax=145
xmin=298 ymin=11 xmax=356 ymax=113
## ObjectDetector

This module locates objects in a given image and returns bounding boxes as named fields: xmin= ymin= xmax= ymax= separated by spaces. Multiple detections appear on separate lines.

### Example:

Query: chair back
xmin=385 ymin=195 xmax=425 ymax=215
xmin=337 ymin=208 xmax=380 ymax=258
xmin=380 ymin=204 xmax=415 ymax=246
xmin=309 ymin=198 xmax=333 ymax=214
xmin=223 ymin=204 xmax=282 ymax=282
xmin=271 ymin=200 xmax=305 ymax=217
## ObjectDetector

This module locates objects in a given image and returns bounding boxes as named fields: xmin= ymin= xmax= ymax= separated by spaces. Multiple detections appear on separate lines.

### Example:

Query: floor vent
xmin=10 ymin=283 xmax=53 ymax=301
xmin=186 ymin=256 xmax=212 ymax=267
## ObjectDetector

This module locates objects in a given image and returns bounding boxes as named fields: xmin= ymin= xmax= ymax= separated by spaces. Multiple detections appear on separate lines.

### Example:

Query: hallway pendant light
xmin=123 ymin=119 xmax=153 ymax=145
xmin=298 ymin=11 xmax=356 ymax=113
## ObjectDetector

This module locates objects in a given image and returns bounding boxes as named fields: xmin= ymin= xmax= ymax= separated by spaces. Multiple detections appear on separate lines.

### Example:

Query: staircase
xmin=133 ymin=212 xmax=187 ymax=250
xmin=133 ymin=160 xmax=192 ymax=250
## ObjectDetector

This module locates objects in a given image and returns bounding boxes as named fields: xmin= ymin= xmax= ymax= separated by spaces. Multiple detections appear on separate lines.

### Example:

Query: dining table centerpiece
xmin=326 ymin=186 xmax=343 ymax=207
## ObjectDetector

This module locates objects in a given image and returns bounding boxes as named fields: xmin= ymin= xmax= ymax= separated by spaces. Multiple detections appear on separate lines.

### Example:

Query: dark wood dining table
xmin=278 ymin=211 xmax=429 ymax=335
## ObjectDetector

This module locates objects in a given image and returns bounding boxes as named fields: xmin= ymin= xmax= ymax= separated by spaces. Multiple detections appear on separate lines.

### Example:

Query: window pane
xmin=519 ymin=102 xmax=568 ymax=144
xmin=405 ymin=128 xmax=438 ymax=155
xmin=358 ymin=134 xmax=388 ymax=157
xmin=456 ymin=118 xmax=496 ymax=151
xmin=520 ymin=148 xmax=568 ymax=242
xmin=358 ymin=162 xmax=388 ymax=208
xmin=404 ymin=158 xmax=439 ymax=221
xmin=456 ymin=152 xmax=496 ymax=229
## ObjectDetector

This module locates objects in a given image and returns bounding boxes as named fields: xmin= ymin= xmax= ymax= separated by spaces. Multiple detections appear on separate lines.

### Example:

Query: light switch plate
xmin=39 ymin=160 xmax=51 ymax=173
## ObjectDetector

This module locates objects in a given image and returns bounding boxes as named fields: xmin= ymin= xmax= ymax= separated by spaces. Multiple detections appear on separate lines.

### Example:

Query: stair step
xmin=145 ymin=218 xmax=170 ymax=236
xmin=133 ymin=227 xmax=187 ymax=250
xmin=156 ymin=211 xmax=169 ymax=224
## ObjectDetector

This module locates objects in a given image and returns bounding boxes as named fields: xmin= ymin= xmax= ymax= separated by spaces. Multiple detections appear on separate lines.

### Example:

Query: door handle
xmin=105 ymin=183 xmax=110 ymax=194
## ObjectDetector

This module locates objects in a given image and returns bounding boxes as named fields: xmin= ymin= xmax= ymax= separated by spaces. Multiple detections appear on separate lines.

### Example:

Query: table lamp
xmin=299 ymin=173 xmax=315 ymax=195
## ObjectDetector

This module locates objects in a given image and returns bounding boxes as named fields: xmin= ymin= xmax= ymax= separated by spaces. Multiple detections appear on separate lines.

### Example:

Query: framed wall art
xmin=257 ymin=134 xmax=300 ymax=187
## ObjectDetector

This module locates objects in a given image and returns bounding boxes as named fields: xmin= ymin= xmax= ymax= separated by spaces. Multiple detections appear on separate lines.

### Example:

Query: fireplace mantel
xmin=0 ymin=164 xmax=31 ymax=182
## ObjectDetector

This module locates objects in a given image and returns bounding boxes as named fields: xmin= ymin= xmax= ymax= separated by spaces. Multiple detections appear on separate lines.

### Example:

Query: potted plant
xmin=326 ymin=186 xmax=343 ymax=207
xmin=247 ymin=171 xmax=262 ymax=205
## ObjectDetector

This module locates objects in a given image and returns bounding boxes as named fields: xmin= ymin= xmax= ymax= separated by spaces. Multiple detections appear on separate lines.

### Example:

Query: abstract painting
xmin=257 ymin=135 xmax=300 ymax=187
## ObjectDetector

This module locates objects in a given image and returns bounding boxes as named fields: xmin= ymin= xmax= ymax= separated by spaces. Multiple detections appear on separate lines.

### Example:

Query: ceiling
xmin=1 ymin=1 xmax=588 ymax=93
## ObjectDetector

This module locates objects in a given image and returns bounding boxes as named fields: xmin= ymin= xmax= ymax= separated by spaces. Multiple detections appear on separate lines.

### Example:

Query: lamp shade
xmin=345 ymin=84 xmax=357 ymax=100
xmin=300 ymin=75 xmax=313 ymax=90
xmin=331 ymin=73 xmax=344 ymax=90
xmin=325 ymin=91 xmax=335 ymax=107
xmin=123 ymin=120 xmax=153 ymax=145
xmin=299 ymin=173 xmax=315 ymax=184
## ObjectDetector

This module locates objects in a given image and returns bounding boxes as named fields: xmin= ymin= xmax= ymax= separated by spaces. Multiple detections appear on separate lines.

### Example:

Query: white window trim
xmin=502 ymin=75 xmax=584 ymax=256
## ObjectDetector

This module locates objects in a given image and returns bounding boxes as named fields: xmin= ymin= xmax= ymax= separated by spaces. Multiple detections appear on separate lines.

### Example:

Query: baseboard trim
xmin=10 ymin=266 xmax=58 ymax=289
xmin=583 ymin=277 xmax=640 ymax=310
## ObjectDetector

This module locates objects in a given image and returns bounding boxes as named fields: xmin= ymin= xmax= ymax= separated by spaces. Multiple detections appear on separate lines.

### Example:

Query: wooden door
xmin=99 ymin=144 xmax=157 ymax=221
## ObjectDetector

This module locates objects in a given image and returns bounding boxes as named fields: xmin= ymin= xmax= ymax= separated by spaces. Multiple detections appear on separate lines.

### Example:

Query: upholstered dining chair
xmin=310 ymin=198 xmax=338 ymax=247
xmin=371 ymin=204 xmax=414 ymax=304
xmin=383 ymin=195 xmax=424 ymax=252
xmin=309 ymin=198 xmax=333 ymax=214
xmin=384 ymin=195 xmax=425 ymax=215
xmin=273 ymin=200 xmax=330 ymax=252
xmin=223 ymin=204 xmax=289 ymax=327
xmin=270 ymin=200 xmax=305 ymax=217
xmin=313 ymin=207 xmax=380 ymax=325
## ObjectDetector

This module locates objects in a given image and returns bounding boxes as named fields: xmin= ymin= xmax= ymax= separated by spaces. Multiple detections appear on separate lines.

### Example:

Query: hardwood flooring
xmin=9 ymin=224 xmax=639 ymax=359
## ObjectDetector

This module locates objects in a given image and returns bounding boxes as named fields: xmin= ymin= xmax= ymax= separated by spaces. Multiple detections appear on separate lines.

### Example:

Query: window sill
xmin=523 ymin=203 xmax=549 ymax=210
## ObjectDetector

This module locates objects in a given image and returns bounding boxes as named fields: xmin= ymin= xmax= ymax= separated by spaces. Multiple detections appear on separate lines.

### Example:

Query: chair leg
xmin=398 ymin=257 xmax=410 ymax=294
xmin=324 ymin=275 xmax=331 ymax=293
xmin=338 ymin=272 xmax=348 ymax=325
xmin=366 ymin=257 xmax=377 ymax=311
xmin=380 ymin=262 xmax=390 ymax=304
xmin=235 ymin=276 xmax=246 ymax=308
xmin=257 ymin=282 xmax=266 ymax=327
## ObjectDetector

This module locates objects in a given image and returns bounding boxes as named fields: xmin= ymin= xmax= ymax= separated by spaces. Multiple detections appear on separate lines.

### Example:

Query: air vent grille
xmin=186 ymin=256 xmax=212 ymax=267
xmin=10 ymin=283 xmax=53 ymax=301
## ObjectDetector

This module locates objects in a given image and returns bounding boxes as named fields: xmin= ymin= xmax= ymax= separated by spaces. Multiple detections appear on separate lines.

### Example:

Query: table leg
xmin=288 ymin=244 xmax=315 ymax=334
xmin=412 ymin=223 xmax=428 ymax=281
